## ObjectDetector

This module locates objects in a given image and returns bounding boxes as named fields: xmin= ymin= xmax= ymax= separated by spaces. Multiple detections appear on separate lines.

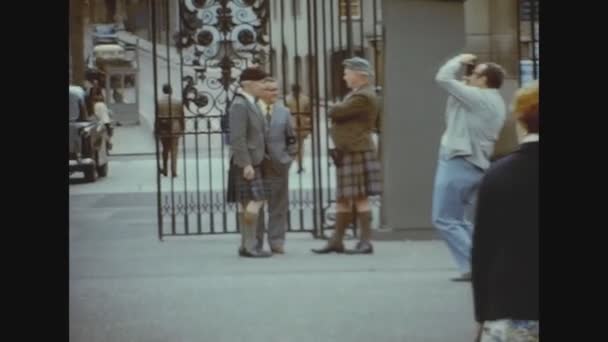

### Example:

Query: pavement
xmin=70 ymin=191 xmax=477 ymax=342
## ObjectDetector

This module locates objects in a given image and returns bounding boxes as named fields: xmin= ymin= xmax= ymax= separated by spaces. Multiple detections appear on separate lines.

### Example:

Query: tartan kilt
xmin=336 ymin=150 xmax=382 ymax=200
xmin=227 ymin=162 xmax=271 ymax=203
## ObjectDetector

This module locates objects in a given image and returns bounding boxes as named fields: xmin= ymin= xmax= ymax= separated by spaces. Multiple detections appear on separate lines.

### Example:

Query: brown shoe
xmin=312 ymin=212 xmax=351 ymax=254
xmin=270 ymin=246 xmax=285 ymax=254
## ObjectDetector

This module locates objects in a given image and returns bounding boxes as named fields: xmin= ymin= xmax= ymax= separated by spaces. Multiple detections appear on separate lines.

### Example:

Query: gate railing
xmin=151 ymin=0 xmax=384 ymax=240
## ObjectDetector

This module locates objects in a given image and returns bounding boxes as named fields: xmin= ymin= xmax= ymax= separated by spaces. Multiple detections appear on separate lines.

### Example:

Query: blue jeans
xmin=432 ymin=149 xmax=483 ymax=274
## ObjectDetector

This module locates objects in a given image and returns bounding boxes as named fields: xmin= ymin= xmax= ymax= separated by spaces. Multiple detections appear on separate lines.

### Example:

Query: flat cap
xmin=239 ymin=67 xmax=268 ymax=82
xmin=343 ymin=57 xmax=373 ymax=75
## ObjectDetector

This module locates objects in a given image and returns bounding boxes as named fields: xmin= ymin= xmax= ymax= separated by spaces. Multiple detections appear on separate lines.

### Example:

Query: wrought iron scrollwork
xmin=177 ymin=0 xmax=270 ymax=125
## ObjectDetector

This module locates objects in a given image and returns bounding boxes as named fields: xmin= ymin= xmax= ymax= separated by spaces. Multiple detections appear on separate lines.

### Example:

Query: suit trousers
xmin=432 ymin=148 xmax=483 ymax=274
xmin=256 ymin=160 xmax=291 ymax=250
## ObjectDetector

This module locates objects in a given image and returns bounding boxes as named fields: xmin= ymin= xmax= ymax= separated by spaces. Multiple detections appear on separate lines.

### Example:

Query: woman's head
xmin=512 ymin=80 xmax=539 ymax=134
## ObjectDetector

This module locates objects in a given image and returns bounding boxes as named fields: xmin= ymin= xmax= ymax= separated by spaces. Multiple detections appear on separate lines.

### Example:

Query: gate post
xmin=381 ymin=0 xmax=466 ymax=233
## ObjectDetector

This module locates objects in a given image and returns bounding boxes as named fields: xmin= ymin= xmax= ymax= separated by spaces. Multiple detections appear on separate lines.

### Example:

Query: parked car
xmin=69 ymin=120 xmax=110 ymax=182
xmin=92 ymin=24 xmax=119 ymax=46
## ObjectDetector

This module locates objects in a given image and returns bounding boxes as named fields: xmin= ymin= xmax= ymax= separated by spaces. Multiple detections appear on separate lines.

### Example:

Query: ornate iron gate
xmin=151 ymin=0 xmax=384 ymax=240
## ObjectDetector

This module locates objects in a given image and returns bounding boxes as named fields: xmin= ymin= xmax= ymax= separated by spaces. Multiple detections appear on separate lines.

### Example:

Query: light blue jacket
xmin=435 ymin=56 xmax=507 ymax=170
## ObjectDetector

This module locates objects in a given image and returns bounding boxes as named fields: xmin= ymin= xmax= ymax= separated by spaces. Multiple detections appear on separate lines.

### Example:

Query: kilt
xmin=336 ymin=150 xmax=382 ymax=200
xmin=227 ymin=161 xmax=272 ymax=203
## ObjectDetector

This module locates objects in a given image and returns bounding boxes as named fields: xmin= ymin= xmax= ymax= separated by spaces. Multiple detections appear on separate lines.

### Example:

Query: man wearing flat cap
xmin=312 ymin=57 xmax=381 ymax=255
xmin=227 ymin=67 xmax=273 ymax=258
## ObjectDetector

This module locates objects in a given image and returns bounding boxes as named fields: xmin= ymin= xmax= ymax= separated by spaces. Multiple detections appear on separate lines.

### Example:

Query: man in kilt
xmin=312 ymin=57 xmax=381 ymax=255
xmin=227 ymin=67 xmax=273 ymax=258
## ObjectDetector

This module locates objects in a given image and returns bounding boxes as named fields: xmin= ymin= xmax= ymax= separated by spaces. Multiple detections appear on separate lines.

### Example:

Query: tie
xmin=264 ymin=104 xmax=271 ymax=159
xmin=265 ymin=104 xmax=272 ymax=125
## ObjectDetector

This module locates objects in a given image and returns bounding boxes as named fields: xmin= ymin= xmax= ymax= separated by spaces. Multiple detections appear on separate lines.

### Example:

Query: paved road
xmin=70 ymin=191 xmax=477 ymax=342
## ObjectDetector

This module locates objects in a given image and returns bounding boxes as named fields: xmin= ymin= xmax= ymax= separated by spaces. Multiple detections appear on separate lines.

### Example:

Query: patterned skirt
xmin=479 ymin=319 xmax=539 ymax=342
xmin=227 ymin=162 xmax=272 ymax=204
xmin=336 ymin=150 xmax=382 ymax=200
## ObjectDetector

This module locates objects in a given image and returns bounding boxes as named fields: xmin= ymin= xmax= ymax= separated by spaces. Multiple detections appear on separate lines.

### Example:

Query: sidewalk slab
xmin=70 ymin=208 xmax=474 ymax=342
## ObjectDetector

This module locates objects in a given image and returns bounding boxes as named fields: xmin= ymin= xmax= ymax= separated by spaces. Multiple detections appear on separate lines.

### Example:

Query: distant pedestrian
xmin=91 ymin=87 xmax=114 ymax=150
xmin=69 ymin=85 xmax=88 ymax=122
xmin=156 ymin=84 xmax=185 ymax=178
xmin=285 ymin=84 xmax=312 ymax=173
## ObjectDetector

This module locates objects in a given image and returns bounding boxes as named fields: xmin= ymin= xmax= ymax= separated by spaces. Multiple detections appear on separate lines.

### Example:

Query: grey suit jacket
xmin=264 ymin=103 xmax=297 ymax=166
xmin=229 ymin=93 xmax=267 ymax=168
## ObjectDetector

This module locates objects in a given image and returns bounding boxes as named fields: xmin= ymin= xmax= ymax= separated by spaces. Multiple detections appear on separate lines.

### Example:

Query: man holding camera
xmin=432 ymin=53 xmax=507 ymax=281
xmin=312 ymin=57 xmax=381 ymax=255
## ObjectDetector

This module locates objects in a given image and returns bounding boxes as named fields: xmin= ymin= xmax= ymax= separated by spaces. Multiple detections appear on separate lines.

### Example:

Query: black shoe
xmin=239 ymin=247 xmax=272 ymax=258
xmin=345 ymin=241 xmax=374 ymax=255
xmin=451 ymin=272 xmax=472 ymax=282
xmin=311 ymin=244 xmax=345 ymax=254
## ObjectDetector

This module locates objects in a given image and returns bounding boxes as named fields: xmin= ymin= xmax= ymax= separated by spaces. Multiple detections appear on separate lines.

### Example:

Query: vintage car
xmin=69 ymin=86 xmax=110 ymax=182
xmin=69 ymin=120 xmax=110 ymax=182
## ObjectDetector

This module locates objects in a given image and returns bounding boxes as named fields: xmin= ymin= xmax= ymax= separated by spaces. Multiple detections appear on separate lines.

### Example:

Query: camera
xmin=464 ymin=58 xmax=478 ymax=76
xmin=464 ymin=62 xmax=477 ymax=76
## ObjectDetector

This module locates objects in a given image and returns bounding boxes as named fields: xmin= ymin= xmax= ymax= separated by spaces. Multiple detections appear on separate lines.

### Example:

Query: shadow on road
xmin=69 ymin=177 xmax=90 ymax=185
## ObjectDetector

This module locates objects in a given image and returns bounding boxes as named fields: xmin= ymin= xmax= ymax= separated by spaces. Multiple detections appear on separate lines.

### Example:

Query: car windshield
xmin=95 ymin=25 xmax=116 ymax=34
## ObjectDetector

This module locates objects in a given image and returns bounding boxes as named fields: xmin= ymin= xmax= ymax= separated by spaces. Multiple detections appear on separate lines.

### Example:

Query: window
xmin=339 ymin=0 xmax=360 ymax=20
xmin=519 ymin=0 xmax=539 ymax=85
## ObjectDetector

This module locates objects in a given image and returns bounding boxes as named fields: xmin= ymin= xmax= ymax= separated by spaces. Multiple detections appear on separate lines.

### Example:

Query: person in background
xmin=91 ymin=87 xmax=114 ymax=150
xmin=285 ymin=84 xmax=312 ymax=173
xmin=156 ymin=84 xmax=185 ymax=178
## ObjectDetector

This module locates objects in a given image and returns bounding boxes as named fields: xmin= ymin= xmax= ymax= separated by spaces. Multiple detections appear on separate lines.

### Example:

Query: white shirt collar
xmin=240 ymin=90 xmax=257 ymax=106
xmin=521 ymin=133 xmax=539 ymax=143
xmin=258 ymin=99 xmax=272 ymax=113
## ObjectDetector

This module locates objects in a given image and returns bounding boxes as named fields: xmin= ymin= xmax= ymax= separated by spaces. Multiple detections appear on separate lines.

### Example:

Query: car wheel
xmin=84 ymin=164 xmax=98 ymax=182
xmin=97 ymin=162 xmax=108 ymax=177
